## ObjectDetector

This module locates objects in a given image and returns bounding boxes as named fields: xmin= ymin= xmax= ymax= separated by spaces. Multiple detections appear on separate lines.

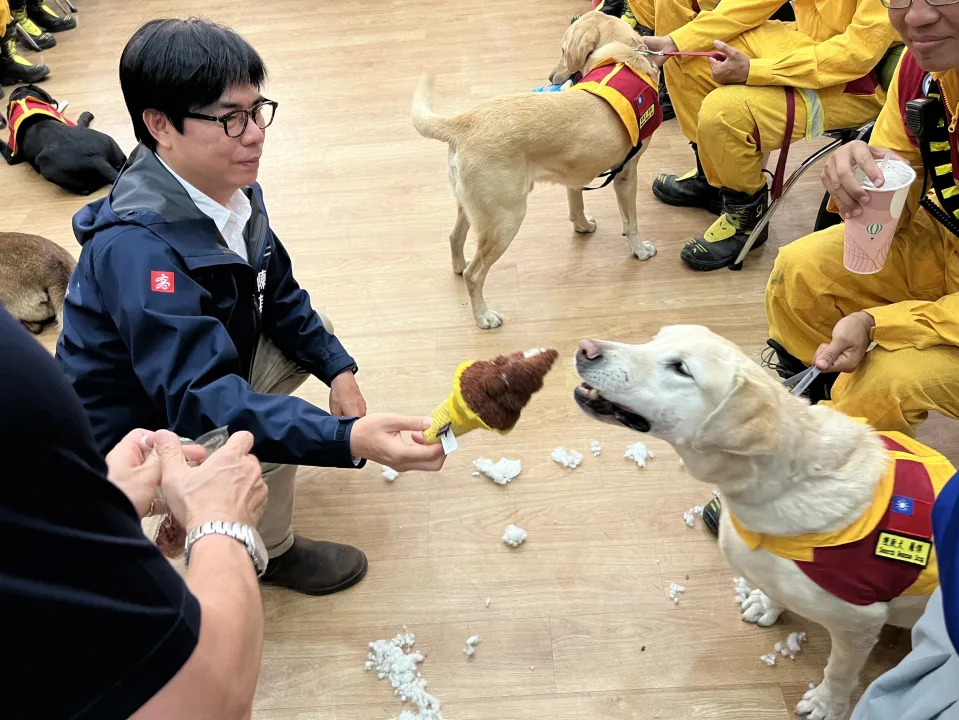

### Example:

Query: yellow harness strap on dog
xmin=7 ymin=97 xmax=75 ymax=158
xmin=569 ymin=58 xmax=661 ymax=146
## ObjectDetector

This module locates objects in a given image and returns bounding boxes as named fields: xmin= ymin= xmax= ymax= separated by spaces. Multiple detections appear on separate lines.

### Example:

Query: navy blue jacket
xmin=56 ymin=145 xmax=360 ymax=468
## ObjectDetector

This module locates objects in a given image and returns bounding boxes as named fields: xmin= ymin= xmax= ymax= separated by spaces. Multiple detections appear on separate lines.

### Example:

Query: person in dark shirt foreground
xmin=2 ymin=306 xmax=269 ymax=719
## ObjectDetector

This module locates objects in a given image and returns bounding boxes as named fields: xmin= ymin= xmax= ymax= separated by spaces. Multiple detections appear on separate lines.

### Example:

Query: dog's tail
xmin=411 ymin=74 xmax=459 ymax=145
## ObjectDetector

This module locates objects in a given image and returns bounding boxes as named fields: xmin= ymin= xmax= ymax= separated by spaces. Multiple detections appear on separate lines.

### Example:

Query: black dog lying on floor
xmin=2 ymin=84 xmax=126 ymax=195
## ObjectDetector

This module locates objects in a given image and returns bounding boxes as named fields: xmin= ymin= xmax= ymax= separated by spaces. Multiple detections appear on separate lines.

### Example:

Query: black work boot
xmin=261 ymin=535 xmax=368 ymax=596
xmin=27 ymin=0 xmax=76 ymax=33
xmin=0 ymin=23 xmax=50 ymax=85
xmin=652 ymin=143 xmax=722 ymax=213
xmin=680 ymin=186 xmax=768 ymax=270
xmin=761 ymin=339 xmax=838 ymax=405
xmin=11 ymin=7 xmax=55 ymax=50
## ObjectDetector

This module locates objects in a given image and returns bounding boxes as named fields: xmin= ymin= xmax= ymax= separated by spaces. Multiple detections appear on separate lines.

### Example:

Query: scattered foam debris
xmin=485 ymin=597 xmax=491 ymax=608
xmin=551 ymin=446 xmax=583 ymax=469
xmin=464 ymin=635 xmax=480 ymax=658
xmin=777 ymin=632 xmax=808 ymax=660
xmin=472 ymin=471 xmax=480 ymax=477
xmin=668 ymin=582 xmax=685 ymax=605
xmin=683 ymin=505 xmax=704 ymax=528
xmin=733 ymin=577 xmax=752 ymax=605
xmin=365 ymin=627 xmax=443 ymax=720
xmin=502 ymin=524 xmax=528 ymax=547
xmin=382 ymin=466 xmax=399 ymax=482
xmin=809 ymin=682 xmax=816 ymax=690
xmin=678 ymin=457 xmax=685 ymax=468
xmin=473 ymin=457 xmax=522 ymax=485
xmin=624 ymin=441 xmax=654 ymax=467
xmin=760 ymin=653 xmax=778 ymax=667
xmin=591 ymin=440 xmax=603 ymax=457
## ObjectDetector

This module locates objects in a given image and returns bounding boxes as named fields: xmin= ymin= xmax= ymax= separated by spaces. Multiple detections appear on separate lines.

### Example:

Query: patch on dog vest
xmin=728 ymin=428 xmax=954 ymax=606
xmin=6 ymin=97 xmax=76 ymax=158
xmin=569 ymin=59 xmax=662 ymax=146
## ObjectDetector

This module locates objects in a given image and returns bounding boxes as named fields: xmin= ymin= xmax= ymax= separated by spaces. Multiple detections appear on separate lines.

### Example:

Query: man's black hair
xmin=119 ymin=18 xmax=267 ymax=151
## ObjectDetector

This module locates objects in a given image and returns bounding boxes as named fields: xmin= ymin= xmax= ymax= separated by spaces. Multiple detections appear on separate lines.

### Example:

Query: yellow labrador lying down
xmin=574 ymin=325 xmax=955 ymax=720
xmin=412 ymin=11 xmax=661 ymax=329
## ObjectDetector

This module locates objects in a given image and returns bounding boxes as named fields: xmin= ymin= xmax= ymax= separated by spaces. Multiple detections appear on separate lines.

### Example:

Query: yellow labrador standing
xmin=412 ymin=11 xmax=659 ymax=329
xmin=574 ymin=325 xmax=949 ymax=720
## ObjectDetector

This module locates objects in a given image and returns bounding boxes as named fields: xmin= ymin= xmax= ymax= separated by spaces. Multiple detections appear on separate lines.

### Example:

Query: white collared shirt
xmin=156 ymin=153 xmax=253 ymax=263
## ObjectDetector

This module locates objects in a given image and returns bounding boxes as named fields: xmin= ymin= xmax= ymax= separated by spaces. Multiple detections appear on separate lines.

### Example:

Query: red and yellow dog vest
xmin=6 ymin=97 xmax=75 ymax=158
xmin=569 ymin=59 xmax=662 ymax=147
xmin=729 ymin=428 xmax=956 ymax=606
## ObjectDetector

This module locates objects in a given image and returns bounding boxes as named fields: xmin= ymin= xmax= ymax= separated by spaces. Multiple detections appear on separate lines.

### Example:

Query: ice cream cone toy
xmin=424 ymin=348 xmax=560 ymax=449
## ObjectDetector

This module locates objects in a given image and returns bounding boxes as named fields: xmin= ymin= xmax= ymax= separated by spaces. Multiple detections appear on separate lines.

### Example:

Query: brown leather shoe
xmin=261 ymin=535 xmax=368 ymax=595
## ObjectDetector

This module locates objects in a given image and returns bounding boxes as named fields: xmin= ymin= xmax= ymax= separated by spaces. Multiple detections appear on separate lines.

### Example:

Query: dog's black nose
xmin=578 ymin=339 xmax=602 ymax=361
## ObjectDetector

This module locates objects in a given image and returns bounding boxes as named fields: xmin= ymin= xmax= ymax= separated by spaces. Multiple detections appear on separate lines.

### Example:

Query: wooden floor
xmin=13 ymin=0 xmax=958 ymax=717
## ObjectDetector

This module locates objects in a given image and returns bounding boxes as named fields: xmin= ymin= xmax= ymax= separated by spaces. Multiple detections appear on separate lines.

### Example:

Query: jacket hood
xmin=73 ymin=143 xmax=222 ymax=248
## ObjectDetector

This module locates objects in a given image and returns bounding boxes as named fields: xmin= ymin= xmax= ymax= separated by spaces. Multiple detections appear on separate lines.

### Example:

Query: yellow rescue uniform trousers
xmin=1 ymin=1 xmax=10 ymax=29
xmin=630 ymin=0 xmax=885 ymax=193
xmin=766 ymin=210 xmax=959 ymax=436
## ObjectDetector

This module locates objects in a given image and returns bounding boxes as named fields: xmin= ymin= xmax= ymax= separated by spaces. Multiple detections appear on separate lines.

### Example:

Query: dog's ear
xmin=566 ymin=23 xmax=601 ymax=72
xmin=691 ymin=370 xmax=781 ymax=456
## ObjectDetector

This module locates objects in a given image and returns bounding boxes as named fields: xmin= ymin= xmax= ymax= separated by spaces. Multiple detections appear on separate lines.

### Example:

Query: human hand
xmin=821 ymin=142 xmax=905 ymax=218
xmin=154 ymin=429 xmax=267 ymax=530
xmin=105 ymin=429 xmax=205 ymax=517
xmin=330 ymin=371 xmax=367 ymax=418
xmin=642 ymin=35 xmax=678 ymax=67
xmin=813 ymin=312 xmax=875 ymax=373
xmin=349 ymin=414 xmax=448 ymax=472
xmin=708 ymin=41 xmax=748 ymax=84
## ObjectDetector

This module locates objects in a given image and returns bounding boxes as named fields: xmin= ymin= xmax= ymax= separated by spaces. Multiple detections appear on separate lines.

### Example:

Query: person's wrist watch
xmin=184 ymin=521 xmax=268 ymax=577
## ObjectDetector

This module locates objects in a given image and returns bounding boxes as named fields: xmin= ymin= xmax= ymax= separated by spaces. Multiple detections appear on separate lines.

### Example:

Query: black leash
xmin=582 ymin=140 xmax=644 ymax=191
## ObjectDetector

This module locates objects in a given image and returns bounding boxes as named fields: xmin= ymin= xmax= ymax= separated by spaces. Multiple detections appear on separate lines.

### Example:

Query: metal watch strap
xmin=184 ymin=520 xmax=267 ymax=577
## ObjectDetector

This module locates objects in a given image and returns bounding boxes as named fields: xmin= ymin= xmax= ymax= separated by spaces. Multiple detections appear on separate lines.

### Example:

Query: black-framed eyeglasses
xmin=881 ymin=0 xmax=959 ymax=8
xmin=184 ymin=99 xmax=278 ymax=138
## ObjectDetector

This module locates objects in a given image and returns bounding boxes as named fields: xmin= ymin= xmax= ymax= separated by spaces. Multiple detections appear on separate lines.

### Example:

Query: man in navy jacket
xmin=56 ymin=18 xmax=445 ymax=596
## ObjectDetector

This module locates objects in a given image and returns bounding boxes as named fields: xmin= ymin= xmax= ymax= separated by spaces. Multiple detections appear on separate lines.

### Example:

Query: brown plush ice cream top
xmin=460 ymin=348 xmax=560 ymax=431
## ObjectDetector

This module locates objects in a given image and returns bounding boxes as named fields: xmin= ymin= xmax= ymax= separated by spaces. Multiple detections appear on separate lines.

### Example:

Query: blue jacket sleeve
xmin=261 ymin=233 xmax=356 ymax=386
xmin=92 ymin=231 xmax=358 ymax=468
xmin=933 ymin=471 xmax=959 ymax=654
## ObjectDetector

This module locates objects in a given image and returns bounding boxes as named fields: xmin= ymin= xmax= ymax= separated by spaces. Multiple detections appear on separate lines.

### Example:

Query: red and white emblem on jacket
xmin=151 ymin=271 xmax=175 ymax=293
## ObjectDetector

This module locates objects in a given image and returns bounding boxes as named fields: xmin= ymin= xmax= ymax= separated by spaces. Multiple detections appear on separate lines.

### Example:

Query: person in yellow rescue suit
xmin=631 ymin=0 xmax=901 ymax=270
xmin=698 ymin=0 xmax=959 ymax=541
xmin=766 ymin=0 xmax=959 ymax=436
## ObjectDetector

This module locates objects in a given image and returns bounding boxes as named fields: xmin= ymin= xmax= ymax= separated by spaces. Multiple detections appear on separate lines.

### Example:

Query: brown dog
xmin=0 ymin=232 xmax=75 ymax=334
xmin=412 ymin=11 xmax=660 ymax=329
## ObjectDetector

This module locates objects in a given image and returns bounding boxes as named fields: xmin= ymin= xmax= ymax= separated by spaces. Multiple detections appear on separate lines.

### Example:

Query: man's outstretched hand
xmin=350 ymin=415 xmax=447 ymax=472
xmin=813 ymin=312 xmax=875 ymax=373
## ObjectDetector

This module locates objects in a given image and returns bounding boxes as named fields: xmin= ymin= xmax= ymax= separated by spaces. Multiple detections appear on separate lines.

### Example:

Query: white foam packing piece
xmin=590 ymin=440 xmax=603 ymax=457
xmin=365 ymin=627 xmax=444 ymax=720
xmin=473 ymin=457 xmax=522 ymax=485
xmin=683 ymin=505 xmax=704 ymax=528
xmin=733 ymin=577 xmax=752 ymax=605
xmin=624 ymin=441 xmax=654 ymax=467
xmin=502 ymin=524 xmax=528 ymax=547
xmin=668 ymin=582 xmax=685 ymax=605
xmin=382 ymin=466 xmax=400 ymax=482
xmin=551 ymin=446 xmax=583 ymax=469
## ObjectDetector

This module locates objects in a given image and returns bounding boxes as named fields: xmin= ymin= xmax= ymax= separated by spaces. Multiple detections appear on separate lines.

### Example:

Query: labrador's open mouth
xmin=574 ymin=382 xmax=651 ymax=433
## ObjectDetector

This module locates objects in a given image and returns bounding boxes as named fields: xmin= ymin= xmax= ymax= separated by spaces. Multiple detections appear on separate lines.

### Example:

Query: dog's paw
xmin=796 ymin=683 xmax=848 ymax=720
xmin=741 ymin=589 xmax=784 ymax=627
xmin=573 ymin=216 xmax=597 ymax=234
xmin=452 ymin=257 xmax=469 ymax=275
xmin=632 ymin=240 xmax=657 ymax=261
xmin=475 ymin=309 xmax=503 ymax=330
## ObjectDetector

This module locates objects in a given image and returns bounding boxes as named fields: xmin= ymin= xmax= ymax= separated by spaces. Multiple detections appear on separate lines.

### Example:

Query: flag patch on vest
xmin=891 ymin=495 xmax=914 ymax=515
xmin=875 ymin=531 xmax=932 ymax=567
